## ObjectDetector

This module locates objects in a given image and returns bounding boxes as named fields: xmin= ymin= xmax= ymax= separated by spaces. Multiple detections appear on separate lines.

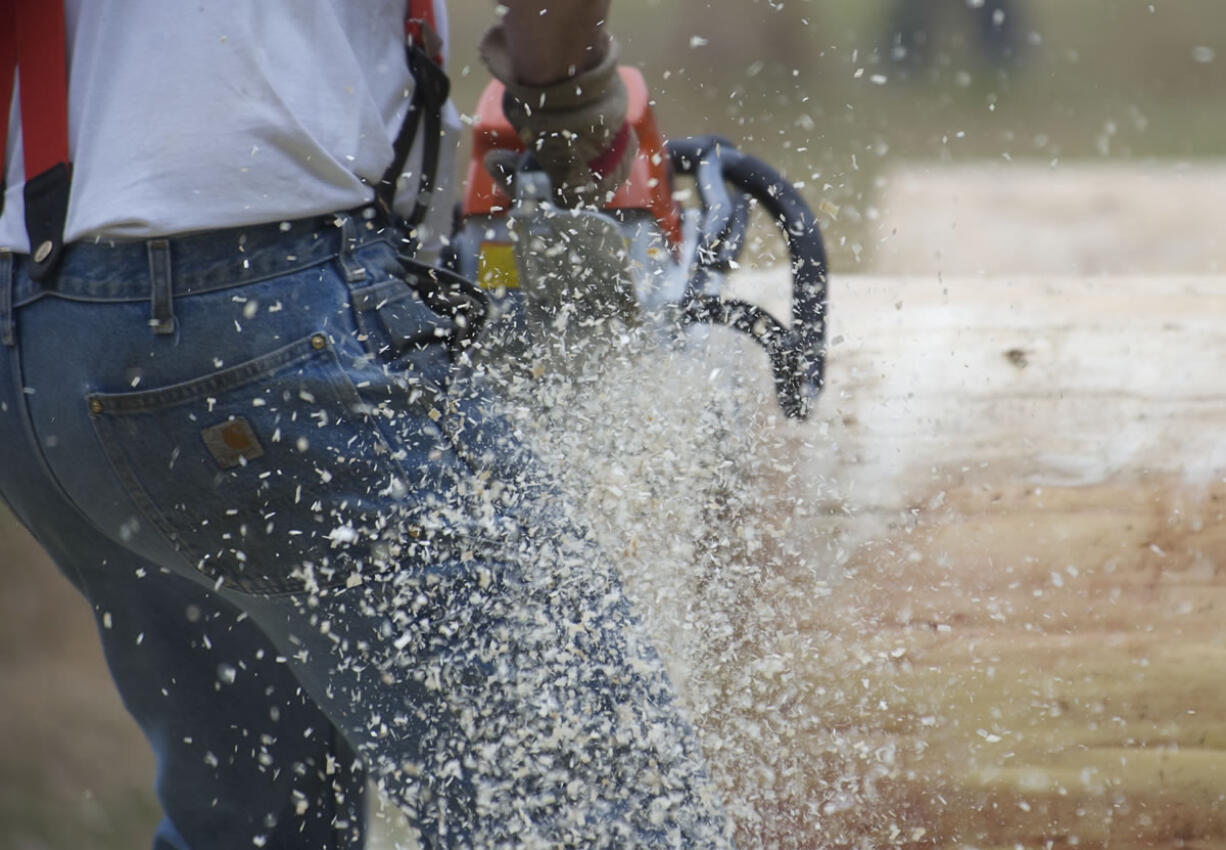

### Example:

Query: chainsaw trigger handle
xmin=668 ymin=136 xmax=828 ymax=420
xmin=669 ymin=137 xmax=750 ymax=270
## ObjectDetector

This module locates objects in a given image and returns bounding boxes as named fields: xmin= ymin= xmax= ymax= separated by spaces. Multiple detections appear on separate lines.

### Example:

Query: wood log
xmin=871 ymin=163 xmax=1226 ymax=276
xmin=714 ymin=271 xmax=1226 ymax=850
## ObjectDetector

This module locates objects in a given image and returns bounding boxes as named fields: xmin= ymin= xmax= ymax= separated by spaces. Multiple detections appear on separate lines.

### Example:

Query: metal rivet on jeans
xmin=310 ymin=334 xmax=327 ymax=350
xmin=34 ymin=240 xmax=53 ymax=263
xmin=88 ymin=398 xmax=104 ymax=415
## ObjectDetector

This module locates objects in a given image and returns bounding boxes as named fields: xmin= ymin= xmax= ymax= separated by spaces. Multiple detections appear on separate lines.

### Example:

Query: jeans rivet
xmin=88 ymin=398 xmax=104 ymax=415
xmin=310 ymin=334 xmax=327 ymax=351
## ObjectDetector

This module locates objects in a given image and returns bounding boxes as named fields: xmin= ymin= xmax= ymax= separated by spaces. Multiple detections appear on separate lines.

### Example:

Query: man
xmin=0 ymin=2 xmax=731 ymax=848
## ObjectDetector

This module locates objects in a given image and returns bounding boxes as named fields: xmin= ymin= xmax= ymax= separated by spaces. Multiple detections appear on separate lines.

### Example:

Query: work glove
xmin=479 ymin=25 xmax=637 ymax=208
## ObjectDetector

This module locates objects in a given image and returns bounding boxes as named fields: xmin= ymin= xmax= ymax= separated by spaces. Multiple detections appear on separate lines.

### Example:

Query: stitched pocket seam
xmin=87 ymin=333 xmax=406 ymax=594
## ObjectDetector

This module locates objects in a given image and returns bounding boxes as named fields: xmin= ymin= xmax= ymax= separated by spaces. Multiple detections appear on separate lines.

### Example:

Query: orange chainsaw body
xmin=461 ymin=67 xmax=684 ymax=250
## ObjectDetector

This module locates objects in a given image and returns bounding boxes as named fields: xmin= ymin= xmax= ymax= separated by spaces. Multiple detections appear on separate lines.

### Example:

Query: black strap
xmin=23 ymin=161 xmax=71 ymax=282
xmin=394 ymin=249 xmax=489 ymax=347
xmin=375 ymin=42 xmax=450 ymax=233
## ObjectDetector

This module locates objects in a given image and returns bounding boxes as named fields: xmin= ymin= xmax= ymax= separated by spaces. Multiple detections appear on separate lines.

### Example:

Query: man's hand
xmin=480 ymin=2 xmax=637 ymax=207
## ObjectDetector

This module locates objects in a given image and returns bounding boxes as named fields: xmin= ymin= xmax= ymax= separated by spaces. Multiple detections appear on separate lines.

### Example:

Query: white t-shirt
xmin=0 ymin=0 xmax=460 ymax=254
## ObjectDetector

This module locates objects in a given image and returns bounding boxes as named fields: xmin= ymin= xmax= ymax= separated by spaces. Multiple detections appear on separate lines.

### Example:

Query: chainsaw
xmin=446 ymin=68 xmax=828 ymax=420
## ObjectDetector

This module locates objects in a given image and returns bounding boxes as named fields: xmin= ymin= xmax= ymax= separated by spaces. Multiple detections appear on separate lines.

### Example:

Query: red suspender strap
xmin=0 ymin=7 xmax=15 ymax=179
xmin=2 ymin=0 xmax=71 ymax=280
xmin=14 ymin=0 xmax=69 ymax=177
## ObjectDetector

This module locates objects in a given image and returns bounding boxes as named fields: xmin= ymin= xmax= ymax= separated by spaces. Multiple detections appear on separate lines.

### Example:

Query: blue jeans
xmin=0 ymin=215 xmax=731 ymax=850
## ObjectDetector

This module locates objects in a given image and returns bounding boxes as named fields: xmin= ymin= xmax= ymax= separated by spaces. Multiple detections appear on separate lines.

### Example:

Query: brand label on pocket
xmin=201 ymin=417 xmax=265 ymax=469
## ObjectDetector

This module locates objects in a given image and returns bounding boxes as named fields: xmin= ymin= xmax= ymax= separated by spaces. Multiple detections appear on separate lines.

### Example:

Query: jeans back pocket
xmin=88 ymin=333 xmax=421 ymax=594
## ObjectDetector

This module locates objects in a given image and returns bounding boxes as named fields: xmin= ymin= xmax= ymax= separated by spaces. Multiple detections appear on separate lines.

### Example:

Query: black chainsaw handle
xmin=668 ymin=137 xmax=750 ymax=268
xmin=667 ymin=135 xmax=828 ymax=419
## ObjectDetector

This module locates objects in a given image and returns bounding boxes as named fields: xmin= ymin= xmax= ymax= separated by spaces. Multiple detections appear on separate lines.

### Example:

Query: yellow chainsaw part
xmin=477 ymin=242 xmax=518 ymax=290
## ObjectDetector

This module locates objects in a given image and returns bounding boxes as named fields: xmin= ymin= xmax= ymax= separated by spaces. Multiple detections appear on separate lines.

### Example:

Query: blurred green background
xmin=451 ymin=0 xmax=1226 ymax=270
xmin=4 ymin=1 xmax=1226 ymax=848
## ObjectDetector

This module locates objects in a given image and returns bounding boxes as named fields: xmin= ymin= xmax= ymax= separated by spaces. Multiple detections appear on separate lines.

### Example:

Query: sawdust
xmin=6 ymin=269 xmax=1226 ymax=849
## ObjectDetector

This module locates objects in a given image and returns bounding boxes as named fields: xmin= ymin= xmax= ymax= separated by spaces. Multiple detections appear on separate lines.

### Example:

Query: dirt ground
xmin=0 ymin=513 xmax=158 ymax=850
xmin=4 ymin=164 xmax=1226 ymax=849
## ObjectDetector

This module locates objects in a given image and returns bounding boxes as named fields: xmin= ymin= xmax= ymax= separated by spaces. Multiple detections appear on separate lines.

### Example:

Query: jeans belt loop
xmin=337 ymin=215 xmax=368 ymax=283
xmin=147 ymin=239 xmax=177 ymax=336
xmin=0 ymin=251 xmax=14 ymax=347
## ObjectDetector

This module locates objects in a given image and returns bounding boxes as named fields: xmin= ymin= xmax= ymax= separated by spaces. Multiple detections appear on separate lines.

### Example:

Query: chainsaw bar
xmin=668 ymin=136 xmax=828 ymax=420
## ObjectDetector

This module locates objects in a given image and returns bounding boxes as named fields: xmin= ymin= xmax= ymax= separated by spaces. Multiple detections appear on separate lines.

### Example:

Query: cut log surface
xmin=808 ymin=274 xmax=1224 ymax=499
xmin=719 ymin=271 xmax=1226 ymax=850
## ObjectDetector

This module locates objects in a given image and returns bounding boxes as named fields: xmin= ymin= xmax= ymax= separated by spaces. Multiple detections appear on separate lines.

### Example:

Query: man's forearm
xmin=498 ymin=1 xmax=612 ymax=85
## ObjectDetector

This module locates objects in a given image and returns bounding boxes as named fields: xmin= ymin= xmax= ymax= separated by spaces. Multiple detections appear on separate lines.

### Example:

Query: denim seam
xmin=87 ymin=406 xmax=210 ymax=580
xmin=337 ymin=215 xmax=369 ymax=283
xmin=348 ymin=278 xmax=420 ymax=312
xmin=87 ymin=334 xmax=324 ymax=413
xmin=148 ymin=239 xmax=177 ymax=335
xmin=0 ymin=252 xmax=13 ymax=346
xmin=3 ymin=309 xmax=143 ymax=581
